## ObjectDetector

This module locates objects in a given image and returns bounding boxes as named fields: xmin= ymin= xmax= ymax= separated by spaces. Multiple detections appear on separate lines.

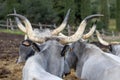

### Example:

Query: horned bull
xmin=11 ymin=9 xmax=70 ymax=63
xmin=65 ymin=36 xmax=120 ymax=80
xmin=8 ymin=13 xmax=103 ymax=80
xmin=96 ymin=30 xmax=120 ymax=56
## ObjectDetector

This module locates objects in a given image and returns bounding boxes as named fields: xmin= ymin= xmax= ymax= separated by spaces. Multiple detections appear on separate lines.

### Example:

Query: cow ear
xmin=31 ymin=43 xmax=41 ymax=52
xmin=61 ymin=45 xmax=69 ymax=56
xmin=22 ymin=39 xmax=32 ymax=47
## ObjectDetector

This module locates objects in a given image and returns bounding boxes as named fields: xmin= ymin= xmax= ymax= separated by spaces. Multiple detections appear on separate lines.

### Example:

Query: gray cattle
xmin=65 ymin=39 xmax=120 ymax=80
xmin=17 ymin=22 xmax=97 ymax=63
xmin=12 ymin=9 xmax=70 ymax=63
xmin=18 ymin=39 xmax=70 ymax=78
xmin=9 ymin=13 xmax=103 ymax=80
xmin=22 ymin=39 xmax=68 ymax=80
xmin=96 ymin=30 xmax=120 ymax=56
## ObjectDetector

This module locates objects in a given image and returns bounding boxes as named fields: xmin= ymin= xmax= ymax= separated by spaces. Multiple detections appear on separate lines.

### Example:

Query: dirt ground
xmin=0 ymin=32 xmax=79 ymax=80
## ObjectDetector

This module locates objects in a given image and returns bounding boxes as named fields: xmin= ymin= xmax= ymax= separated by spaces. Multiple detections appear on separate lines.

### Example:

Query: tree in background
xmin=74 ymin=0 xmax=81 ymax=25
xmin=109 ymin=0 xmax=116 ymax=19
xmin=0 ymin=0 xmax=117 ymax=31
xmin=74 ymin=0 xmax=91 ymax=28
xmin=21 ymin=0 xmax=56 ymax=24
xmin=100 ymin=0 xmax=110 ymax=29
xmin=0 ymin=0 xmax=21 ymax=19
xmin=80 ymin=0 xmax=91 ymax=20
xmin=116 ymin=0 xmax=120 ymax=31
xmin=52 ymin=0 xmax=76 ymax=25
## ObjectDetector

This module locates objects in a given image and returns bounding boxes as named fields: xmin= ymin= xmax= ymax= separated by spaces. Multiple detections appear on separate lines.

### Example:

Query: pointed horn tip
xmin=13 ymin=9 xmax=17 ymax=14
xmin=66 ymin=9 xmax=71 ymax=15
xmin=68 ymin=8 xmax=71 ymax=12
xmin=94 ymin=14 xmax=103 ymax=17
xmin=84 ymin=14 xmax=103 ymax=22
xmin=7 ymin=14 xmax=26 ymax=21
xmin=7 ymin=14 xmax=14 ymax=17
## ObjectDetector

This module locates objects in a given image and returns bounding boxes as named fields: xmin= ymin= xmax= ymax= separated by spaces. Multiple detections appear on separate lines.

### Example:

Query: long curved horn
xmin=13 ymin=9 xmax=26 ymax=33
xmin=24 ymin=35 xmax=28 ymax=40
xmin=7 ymin=14 xmax=45 ymax=42
xmin=96 ymin=30 xmax=120 ymax=45
xmin=52 ymin=9 xmax=70 ymax=35
xmin=16 ymin=17 xmax=27 ymax=33
xmin=82 ymin=22 xmax=96 ymax=39
xmin=7 ymin=14 xmax=35 ymax=37
xmin=7 ymin=14 xmax=52 ymax=43
xmin=8 ymin=14 xmax=103 ymax=43
xmin=58 ymin=23 xmax=96 ymax=39
xmin=96 ymin=30 xmax=109 ymax=46
xmin=59 ymin=14 xmax=103 ymax=44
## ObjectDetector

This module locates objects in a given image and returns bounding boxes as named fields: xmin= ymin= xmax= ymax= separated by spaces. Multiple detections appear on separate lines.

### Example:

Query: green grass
xmin=0 ymin=29 xmax=24 ymax=35
xmin=109 ymin=19 xmax=116 ymax=31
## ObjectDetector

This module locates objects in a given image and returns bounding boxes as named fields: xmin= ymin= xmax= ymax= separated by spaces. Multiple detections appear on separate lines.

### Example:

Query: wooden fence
xmin=0 ymin=18 xmax=120 ymax=41
xmin=0 ymin=18 xmax=56 ymax=30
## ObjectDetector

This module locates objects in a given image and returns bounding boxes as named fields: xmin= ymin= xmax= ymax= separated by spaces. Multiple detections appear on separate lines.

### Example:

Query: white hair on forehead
xmin=33 ymin=29 xmax=52 ymax=38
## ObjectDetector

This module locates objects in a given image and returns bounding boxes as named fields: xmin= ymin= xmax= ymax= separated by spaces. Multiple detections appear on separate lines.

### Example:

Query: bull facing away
xmin=65 ymin=40 xmax=120 ymax=80
xmin=96 ymin=30 xmax=120 ymax=56
xmin=11 ymin=14 xmax=103 ymax=80
xmin=22 ymin=39 xmax=70 ymax=80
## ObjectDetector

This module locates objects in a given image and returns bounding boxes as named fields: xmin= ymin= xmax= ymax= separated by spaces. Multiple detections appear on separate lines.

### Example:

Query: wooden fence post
xmin=53 ymin=24 xmax=56 ymax=29
xmin=6 ymin=19 xmax=9 ymax=30
xmin=67 ymin=24 xmax=71 ymax=36
xmin=101 ymin=28 xmax=105 ymax=36
xmin=111 ymin=30 xmax=115 ymax=37
xmin=38 ymin=22 xmax=42 ymax=30
xmin=9 ymin=18 xmax=14 ymax=30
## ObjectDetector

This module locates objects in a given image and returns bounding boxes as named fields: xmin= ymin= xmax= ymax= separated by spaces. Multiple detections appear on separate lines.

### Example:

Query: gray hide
xmin=65 ymin=41 xmax=120 ymax=80
xmin=17 ymin=28 xmax=51 ymax=63
xmin=18 ymin=39 xmax=70 ymax=77
xmin=17 ymin=44 xmax=34 ymax=63
xmin=22 ymin=39 xmax=69 ymax=79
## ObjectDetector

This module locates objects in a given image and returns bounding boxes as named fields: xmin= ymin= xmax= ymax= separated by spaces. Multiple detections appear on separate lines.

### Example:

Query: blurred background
xmin=0 ymin=0 xmax=120 ymax=80
xmin=0 ymin=0 xmax=119 ymax=32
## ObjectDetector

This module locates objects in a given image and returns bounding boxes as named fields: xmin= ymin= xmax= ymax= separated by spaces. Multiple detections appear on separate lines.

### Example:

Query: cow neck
xmin=80 ymin=43 xmax=103 ymax=63
xmin=33 ymin=53 xmax=48 ymax=70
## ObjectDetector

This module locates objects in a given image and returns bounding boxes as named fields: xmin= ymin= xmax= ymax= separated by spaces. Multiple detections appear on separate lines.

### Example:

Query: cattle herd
xmin=2 ymin=9 xmax=120 ymax=80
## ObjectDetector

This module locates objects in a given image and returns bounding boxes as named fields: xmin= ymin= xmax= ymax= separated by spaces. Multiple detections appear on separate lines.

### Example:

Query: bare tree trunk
xmin=116 ymin=0 xmax=120 ymax=31
xmin=100 ymin=0 xmax=110 ymax=29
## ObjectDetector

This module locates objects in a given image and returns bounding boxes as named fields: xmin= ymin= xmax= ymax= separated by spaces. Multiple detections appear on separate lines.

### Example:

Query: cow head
xmin=9 ymin=13 xmax=103 ymax=77
xmin=17 ymin=40 xmax=39 ymax=63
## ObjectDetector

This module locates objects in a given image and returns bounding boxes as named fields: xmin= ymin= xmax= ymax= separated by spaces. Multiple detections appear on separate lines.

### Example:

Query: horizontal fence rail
xmin=0 ymin=19 xmax=120 ymax=41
